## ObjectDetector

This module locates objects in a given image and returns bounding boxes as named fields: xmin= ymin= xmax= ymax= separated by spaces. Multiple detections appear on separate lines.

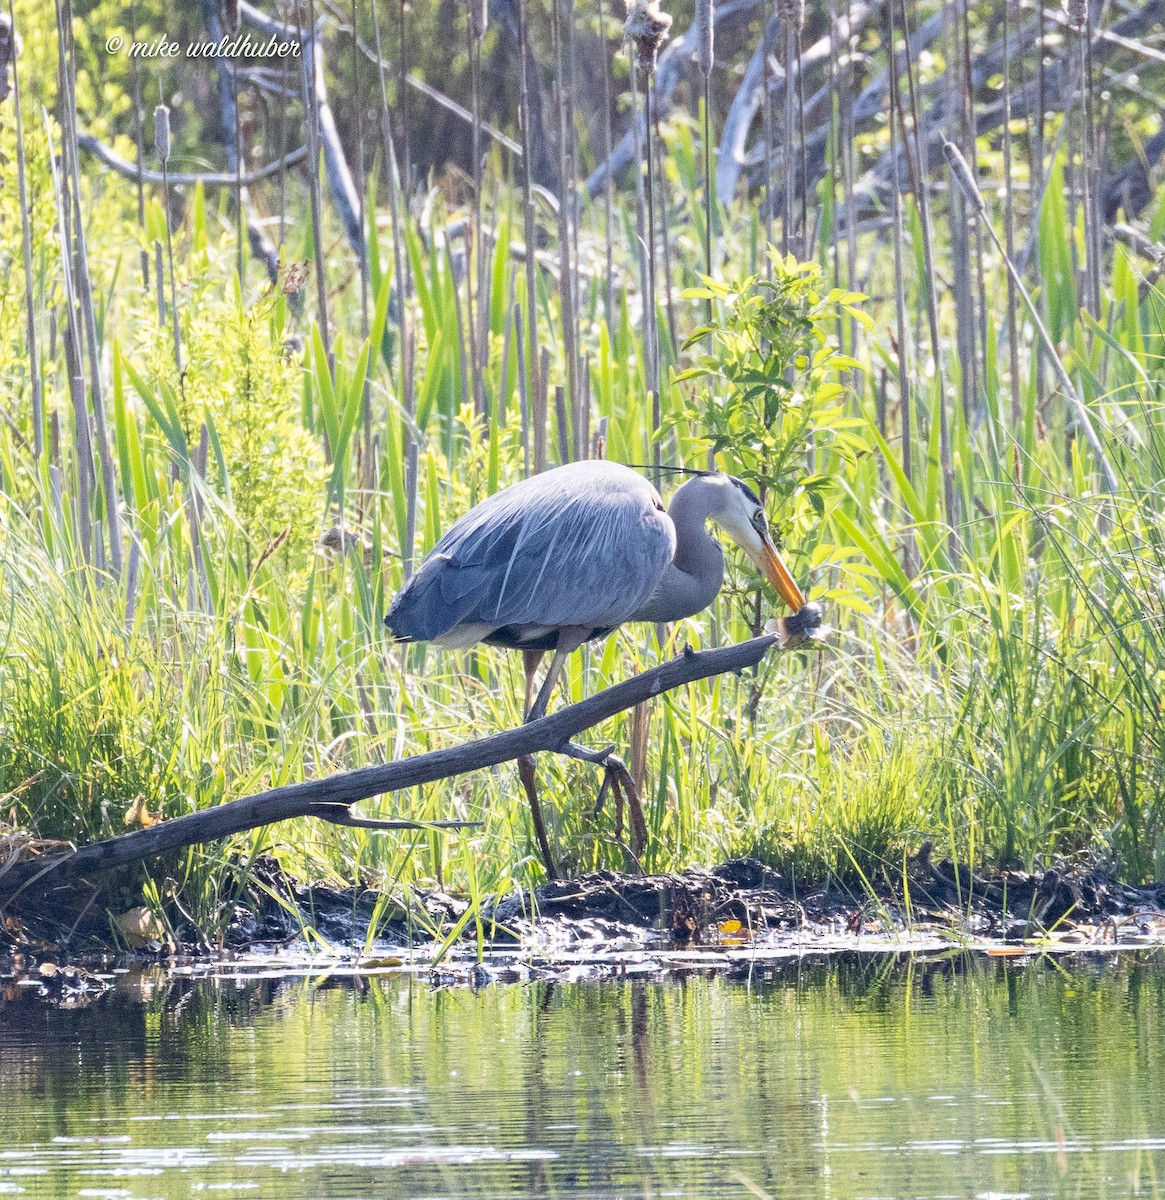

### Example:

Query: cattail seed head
xmin=471 ymin=0 xmax=488 ymax=38
xmin=941 ymin=139 xmax=985 ymax=215
xmin=624 ymin=0 xmax=671 ymax=73
xmin=776 ymin=0 xmax=804 ymax=26
xmin=223 ymin=0 xmax=240 ymax=35
xmin=154 ymin=103 xmax=171 ymax=163
xmin=695 ymin=0 xmax=713 ymax=76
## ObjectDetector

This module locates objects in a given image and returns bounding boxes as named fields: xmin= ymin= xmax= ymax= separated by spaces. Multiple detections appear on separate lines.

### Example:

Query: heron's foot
xmin=555 ymin=740 xmax=648 ymax=864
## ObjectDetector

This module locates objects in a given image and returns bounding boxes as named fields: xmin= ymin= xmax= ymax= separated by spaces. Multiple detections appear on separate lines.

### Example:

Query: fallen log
xmin=0 ymin=634 xmax=784 ymax=904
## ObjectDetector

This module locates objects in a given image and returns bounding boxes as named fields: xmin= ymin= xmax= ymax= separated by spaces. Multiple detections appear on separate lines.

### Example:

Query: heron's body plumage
xmin=385 ymin=461 xmax=677 ymax=651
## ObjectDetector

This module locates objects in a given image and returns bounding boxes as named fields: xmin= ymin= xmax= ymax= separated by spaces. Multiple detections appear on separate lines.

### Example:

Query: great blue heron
xmin=385 ymin=460 xmax=808 ymax=718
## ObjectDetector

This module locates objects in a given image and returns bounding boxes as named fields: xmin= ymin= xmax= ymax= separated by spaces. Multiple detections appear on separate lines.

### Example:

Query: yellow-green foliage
xmin=181 ymin=298 xmax=326 ymax=569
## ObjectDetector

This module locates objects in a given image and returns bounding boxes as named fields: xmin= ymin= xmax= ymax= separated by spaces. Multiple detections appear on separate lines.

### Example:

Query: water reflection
xmin=2 ymin=952 xmax=1164 ymax=1198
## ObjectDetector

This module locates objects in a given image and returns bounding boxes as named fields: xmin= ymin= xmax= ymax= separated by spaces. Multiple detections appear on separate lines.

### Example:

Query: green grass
xmin=2 ymin=0 xmax=1165 ymax=943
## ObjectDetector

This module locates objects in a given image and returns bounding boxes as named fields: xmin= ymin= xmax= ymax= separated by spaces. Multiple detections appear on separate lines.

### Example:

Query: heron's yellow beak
xmin=752 ymin=533 xmax=806 ymax=612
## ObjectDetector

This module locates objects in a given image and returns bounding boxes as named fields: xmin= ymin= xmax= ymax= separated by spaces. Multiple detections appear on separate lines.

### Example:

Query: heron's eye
xmin=752 ymin=510 xmax=767 ymax=530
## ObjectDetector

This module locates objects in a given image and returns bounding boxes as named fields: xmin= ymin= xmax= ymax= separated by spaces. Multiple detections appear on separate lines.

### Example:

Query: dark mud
xmin=5 ymin=854 xmax=1164 ymax=981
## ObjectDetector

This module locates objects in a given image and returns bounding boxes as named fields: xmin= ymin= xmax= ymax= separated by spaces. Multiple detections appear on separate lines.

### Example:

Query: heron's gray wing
xmin=386 ymin=470 xmax=675 ymax=641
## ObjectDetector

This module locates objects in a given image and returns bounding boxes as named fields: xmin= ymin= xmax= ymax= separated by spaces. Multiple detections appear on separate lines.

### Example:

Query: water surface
xmin=3 ymin=951 xmax=1164 ymax=1198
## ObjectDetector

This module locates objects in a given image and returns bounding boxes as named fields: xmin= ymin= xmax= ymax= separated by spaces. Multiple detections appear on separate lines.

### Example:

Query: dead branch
xmin=77 ymin=133 xmax=307 ymax=187
xmin=0 ymin=634 xmax=782 ymax=904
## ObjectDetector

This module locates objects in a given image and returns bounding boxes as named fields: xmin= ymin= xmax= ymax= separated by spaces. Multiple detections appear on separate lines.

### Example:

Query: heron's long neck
xmin=633 ymin=479 xmax=723 ymax=622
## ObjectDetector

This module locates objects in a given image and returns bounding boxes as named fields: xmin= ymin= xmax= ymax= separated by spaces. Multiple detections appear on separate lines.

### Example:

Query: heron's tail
xmin=384 ymin=554 xmax=470 ymax=643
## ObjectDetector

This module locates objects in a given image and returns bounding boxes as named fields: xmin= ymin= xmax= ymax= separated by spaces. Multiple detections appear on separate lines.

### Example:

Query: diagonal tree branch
xmin=0 ymin=635 xmax=788 ymax=904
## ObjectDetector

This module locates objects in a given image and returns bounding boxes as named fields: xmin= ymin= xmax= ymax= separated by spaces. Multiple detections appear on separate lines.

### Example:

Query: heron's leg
xmin=517 ymin=753 xmax=558 ymax=880
xmin=522 ymin=650 xmax=545 ymax=720
xmin=525 ymin=627 xmax=589 ymax=723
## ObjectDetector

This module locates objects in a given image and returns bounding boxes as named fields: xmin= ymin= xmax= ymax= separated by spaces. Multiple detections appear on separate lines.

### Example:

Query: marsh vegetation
xmin=2 ymin=0 xmax=1165 ymax=945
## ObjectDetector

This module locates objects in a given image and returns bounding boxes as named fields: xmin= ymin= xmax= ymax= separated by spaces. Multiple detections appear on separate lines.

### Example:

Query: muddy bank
xmin=5 ymin=853 xmax=1164 ymax=966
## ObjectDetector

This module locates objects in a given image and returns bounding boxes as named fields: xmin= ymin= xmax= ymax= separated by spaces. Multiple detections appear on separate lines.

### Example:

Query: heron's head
xmin=707 ymin=474 xmax=806 ymax=613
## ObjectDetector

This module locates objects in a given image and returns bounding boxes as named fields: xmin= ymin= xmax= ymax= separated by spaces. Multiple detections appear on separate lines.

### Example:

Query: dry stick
xmin=297 ymin=3 xmax=331 ymax=373
xmin=536 ymin=345 xmax=551 ymax=473
xmin=566 ymin=0 xmax=584 ymax=452
xmin=841 ymin=0 xmax=857 ymax=362
xmin=697 ymin=0 xmax=717 ymax=471
xmin=371 ymin=0 xmax=417 ymax=576
xmin=779 ymin=0 xmax=800 ymax=254
xmin=467 ymin=2 xmax=484 ymax=425
xmin=763 ymin=0 xmax=776 ymax=239
xmin=645 ymin=71 xmax=662 ymax=483
xmin=624 ymin=4 xmax=673 ymax=481
xmin=887 ymin=0 xmax=912 ymax=500
xmin=959 ymin=0 xmax=987 ymax=425
xmin=551 ymin=0 xmax=579 ymax=461
xmin=8 ymin=0 xmax=41 ymax=464
xmin=397 ymin=0 xmax=411 ymax=202
xmin=351 ymin=0 xmax=372 ymax=495
xmin=826 ymin=0 xmax=840 ymax=283
xmin=795 ymin=21 xmax=810 ymax=254
xmin=57 ymin=0 xmax=122 ymax=576
xmin=1077 ymin=0 xmax=1102 ymax=317
xmin=600 ymin=0 xmax=617 ymax=333
xmin=942 ymin=139 xmax=1118 ymax=494
xmin=1002 ymin=0 xmax=1022 ymax=437
xmin=946 ymin=0 xmax=975 ymax=429
xmin=1033 ymin=0 xmax=1048 ymax=400
xmin=516 ymin=0 xmax=542 ymax=453
xmin=895 ymin=0 xmax=954 ymax=538
xmin=630 ymin=55 xmax=652 ymax=463
xmin=154 ymin=106 xmax=183 ymax=382
xmin=696 ymin=0 xmax=714 ymax=284
xmin=278 ymin=38 xmax=289 ymax=248
xmin=44 ymin=113 xmax=92 ymax=566
xmin=654 ymin=103 xmax=678 ymax=375
xmin=514 ymin=302 xmax=531 ymax=477
xmin=128 ymin=1 xmax=149 ymax=291
xmin=233 ymin=64 xmax=245 ymax=287
xmin=1 ymin=635 xmax=787 ymax=901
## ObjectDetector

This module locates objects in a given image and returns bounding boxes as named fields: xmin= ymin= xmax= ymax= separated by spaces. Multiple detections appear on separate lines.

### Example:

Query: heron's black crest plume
xmin=726 ymin=476 xmax=762 ymax=504
xmin=623 ymin=463 xmax=712 ymax=477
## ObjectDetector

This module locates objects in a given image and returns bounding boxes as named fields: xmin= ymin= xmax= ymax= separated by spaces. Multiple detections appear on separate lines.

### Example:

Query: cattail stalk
xmin=624 ymin=0 xmax=670 ymax=482
xmin=777 ymin=0 xmax=802 ymax=253
xmin=7 ymin=0 xmax=42 ymax=464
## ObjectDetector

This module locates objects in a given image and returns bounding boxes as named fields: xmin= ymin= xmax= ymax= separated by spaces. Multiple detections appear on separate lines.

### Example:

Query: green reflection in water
xmin=2 ymin=952 xmax=1164 ymax=1198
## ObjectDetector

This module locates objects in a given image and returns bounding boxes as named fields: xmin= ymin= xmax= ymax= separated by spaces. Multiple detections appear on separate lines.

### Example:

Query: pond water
xmin=2 ymin=951 xmax=1164 ymax=1198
